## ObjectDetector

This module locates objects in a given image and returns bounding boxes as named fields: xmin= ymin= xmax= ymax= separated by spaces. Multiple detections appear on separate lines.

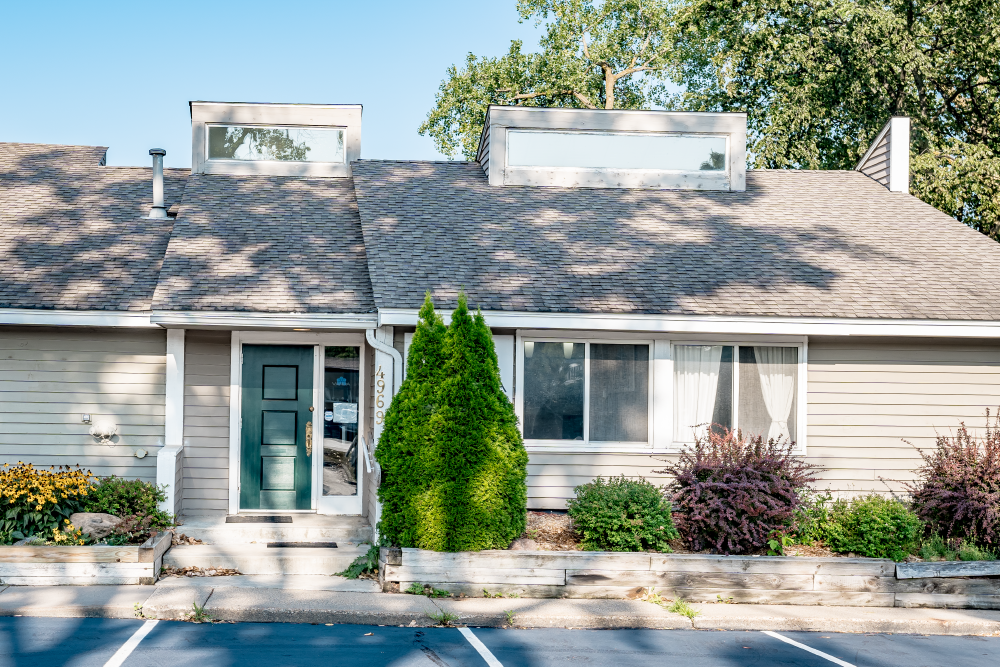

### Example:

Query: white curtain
xmin=753 ymin=346 xmax=797 ymax=442
xmin=673 ymin=345 xmax=723 ymax=442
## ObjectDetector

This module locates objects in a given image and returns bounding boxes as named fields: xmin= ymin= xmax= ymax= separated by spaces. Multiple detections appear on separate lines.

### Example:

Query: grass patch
xmin=667 ymin=598 xmax=700 ymax=619
xmin=427 ymin=610 xmax=460 ymax=626
xmin=405 ymin=582 xmax=451 ymax=598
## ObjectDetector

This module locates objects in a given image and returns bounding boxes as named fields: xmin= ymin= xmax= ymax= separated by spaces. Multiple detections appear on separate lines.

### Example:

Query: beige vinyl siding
xmin=805 ymin=336 xmax=1000 ymax=497
xmin=181 ymin=331 xmax=230 ymax=516
xmin=527 ymin=453 xmax=672 ymax=510
xmin=0 ymin=326 xmax=166 ymax=479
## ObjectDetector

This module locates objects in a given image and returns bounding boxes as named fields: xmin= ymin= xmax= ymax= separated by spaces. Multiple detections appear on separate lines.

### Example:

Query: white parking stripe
xmin=458 ymin=626 xmax=503 ymax=667
xmin=103 ymin=619 xmax=159 ymax=667
xmin=762 ymin=630 xmax=856 ymax=667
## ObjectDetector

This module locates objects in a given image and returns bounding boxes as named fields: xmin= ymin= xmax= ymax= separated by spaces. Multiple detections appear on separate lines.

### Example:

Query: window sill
xmin=524 ymin=441 xmax=660 ymax=454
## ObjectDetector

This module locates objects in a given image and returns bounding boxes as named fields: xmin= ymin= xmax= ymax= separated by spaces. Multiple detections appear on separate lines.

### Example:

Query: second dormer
xmin=476 ymin=106 xmax=746 ymax=191
xmin=190 ymin=101 xmax=362 ymax=177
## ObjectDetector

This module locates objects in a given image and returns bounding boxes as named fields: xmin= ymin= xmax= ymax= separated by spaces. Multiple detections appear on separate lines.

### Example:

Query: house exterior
xmin=3 ymin=102 xmax=1000 ymax=524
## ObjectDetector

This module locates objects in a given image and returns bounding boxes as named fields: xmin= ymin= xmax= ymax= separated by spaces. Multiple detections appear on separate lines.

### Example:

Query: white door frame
xmin=228 ymin=330 xmax=367 ymax=515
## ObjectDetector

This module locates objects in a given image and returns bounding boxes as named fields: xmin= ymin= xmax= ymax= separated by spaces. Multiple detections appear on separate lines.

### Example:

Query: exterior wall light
xmin=90 ymin=420 xmax=118 ymax=446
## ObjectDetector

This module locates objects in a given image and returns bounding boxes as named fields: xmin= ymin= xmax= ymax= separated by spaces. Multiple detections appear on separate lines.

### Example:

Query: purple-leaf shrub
xmin=906 ymin=409 xmax=1000 ymax=548
xmin=658 ymin=429 xmax=819 ymax=555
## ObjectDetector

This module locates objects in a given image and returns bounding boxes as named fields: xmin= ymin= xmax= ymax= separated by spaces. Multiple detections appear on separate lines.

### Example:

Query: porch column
xmin=157 ymin=329 xmax=185 ymax=514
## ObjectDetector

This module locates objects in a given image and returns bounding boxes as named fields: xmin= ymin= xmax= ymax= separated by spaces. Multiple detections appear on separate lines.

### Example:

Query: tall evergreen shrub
xmin=375 ymin=294 xmax=447 ymax=547
xmin=376 ymin=293 xmax=528 ymax=551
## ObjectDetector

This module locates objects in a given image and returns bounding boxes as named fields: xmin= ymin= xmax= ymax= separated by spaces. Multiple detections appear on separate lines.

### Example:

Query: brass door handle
xmin=306 ymin=420 xmax=313 ymax=457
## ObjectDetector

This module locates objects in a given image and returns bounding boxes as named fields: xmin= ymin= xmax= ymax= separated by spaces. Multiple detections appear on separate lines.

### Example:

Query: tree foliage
xmin=669 ymin=0 xmax=1000 ymax=235
xmin=376 ymin=293 xmax=528 ymax=551
xmin=419 ymin=0 xmax=677 ymax=159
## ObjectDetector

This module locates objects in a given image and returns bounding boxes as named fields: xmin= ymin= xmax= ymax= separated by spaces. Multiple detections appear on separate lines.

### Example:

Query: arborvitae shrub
xmin=906 ymin=410 xmax=1000 ymax=550
xmin=659 ymin=429 xmax=818 ymax=555
xmin=375 ymin=293 xmax=447 ymax=548
xmin=567 ymin=476 xmax=678 ymax=552
xmin=376 ymin=293 xmax=528 ymax=551
xmin=824 ymin=494 xmax=923 ymax=560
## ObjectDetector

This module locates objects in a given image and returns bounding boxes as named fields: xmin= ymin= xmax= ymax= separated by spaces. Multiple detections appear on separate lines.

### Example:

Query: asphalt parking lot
xmin=2 ymin=616 xmax=1000 ymax=667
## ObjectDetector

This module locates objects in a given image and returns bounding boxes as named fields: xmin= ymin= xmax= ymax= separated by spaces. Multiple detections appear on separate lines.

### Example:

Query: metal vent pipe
xmin=148 ymin=148 xmax=167 ymax=219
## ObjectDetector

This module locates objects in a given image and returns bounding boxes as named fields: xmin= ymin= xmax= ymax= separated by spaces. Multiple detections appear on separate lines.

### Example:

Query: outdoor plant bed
xmin=379 ymin=547 xmax=1000 ymax=609
xmin=0 ymin=530 xmax=171 ymax=585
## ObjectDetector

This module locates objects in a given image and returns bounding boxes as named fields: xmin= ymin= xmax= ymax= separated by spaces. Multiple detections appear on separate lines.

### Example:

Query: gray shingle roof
xmin=0 ymin=142 xmax=187 ymax=311
xmin=152 ymin=173 xmax=374 ymax=313
xmin=352 ymin=160 xmax=1000 ymax=320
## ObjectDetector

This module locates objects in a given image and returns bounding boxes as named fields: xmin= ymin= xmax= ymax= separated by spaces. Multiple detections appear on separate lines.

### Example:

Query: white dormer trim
xmin=190 ymin=102 xmax=362 ymax=177
xmin=477 ymin=106 xmax=747 ymax=191
xmin=856 ymin=116 xmax=910 ymax=194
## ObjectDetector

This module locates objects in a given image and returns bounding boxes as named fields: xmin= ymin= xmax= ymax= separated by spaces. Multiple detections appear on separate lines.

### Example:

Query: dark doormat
xmin=267 ymin=542 xmax=338 ymax=548
xmin=225 ymin=515 xmax=293 ymax=523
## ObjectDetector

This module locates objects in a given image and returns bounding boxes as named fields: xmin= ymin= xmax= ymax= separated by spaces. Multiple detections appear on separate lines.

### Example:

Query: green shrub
xmin=377 ymin=293 xmax=528 ymax=551
xmin=567 ymin=476 xmax=678 ymax=552
xmin=825 ymin=494 xmax=923 ymax=560
xmin=376 ymin=293 xmax=448 ymax=548
xmin=0 ymin=463 xmax=94 ymax=543
xmin=791 ymin=489 xmax=834 ymax=545
xmin=921 ymin=534 xmax=997 ymax=561
xmin=83 ymin=476 xmax=173 ymax=531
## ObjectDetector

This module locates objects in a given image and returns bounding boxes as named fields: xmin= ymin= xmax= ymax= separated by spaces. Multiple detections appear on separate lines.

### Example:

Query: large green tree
xmin=419 ymin=0 xmax=677 ymax=159
xmin=669 ymin=0 xmax=1000 ymax=237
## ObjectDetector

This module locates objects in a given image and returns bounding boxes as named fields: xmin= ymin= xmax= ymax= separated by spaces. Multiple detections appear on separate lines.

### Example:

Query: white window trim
xmin=667 ymin=337 xmax=808 ymax=455
xmin=228 ymin=330 xmax=367 ymax=516
xmin=514 ymin=331 xmax=658 ymax=453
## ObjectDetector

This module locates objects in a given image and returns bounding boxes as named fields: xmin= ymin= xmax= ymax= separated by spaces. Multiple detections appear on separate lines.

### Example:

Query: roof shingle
xmin=351 ymin=160 xmax=1000 ymax=320
xmin=0 ymin=142 xmax=187 ymax=311
xmin=151 ymin=173 xmax=375 ymax=313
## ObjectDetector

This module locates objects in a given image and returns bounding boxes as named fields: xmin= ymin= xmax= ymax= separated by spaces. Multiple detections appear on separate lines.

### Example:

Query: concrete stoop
xmin=176 ymin=515 xmax=372 ymax=545
xmin=165 ymin=515 xmax=373 ymax=577
xmin=164 ymin=545 xmax=368 ymax=576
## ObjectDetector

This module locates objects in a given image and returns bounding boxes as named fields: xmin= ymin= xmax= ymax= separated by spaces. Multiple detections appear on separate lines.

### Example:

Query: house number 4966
xmin=374 ymin=365 xmax=386 ymax=425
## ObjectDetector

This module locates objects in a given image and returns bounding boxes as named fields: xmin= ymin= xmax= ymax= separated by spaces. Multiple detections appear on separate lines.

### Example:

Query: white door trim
xmin=228 ymin=330 xmax=367 ymax=515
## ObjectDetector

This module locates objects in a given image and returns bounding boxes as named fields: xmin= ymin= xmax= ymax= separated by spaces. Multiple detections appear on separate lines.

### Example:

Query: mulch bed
xmin=160 ymin=565 xmax=241 ymax=578
xmin=517 ymin=510 xmax=851 ymax=557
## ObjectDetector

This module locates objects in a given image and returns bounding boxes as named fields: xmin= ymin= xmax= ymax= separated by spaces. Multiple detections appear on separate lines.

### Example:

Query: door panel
xmin=240 ymin=345 xmax=313 ymax=510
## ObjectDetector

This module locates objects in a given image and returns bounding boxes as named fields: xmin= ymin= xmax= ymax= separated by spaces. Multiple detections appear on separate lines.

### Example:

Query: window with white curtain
xmin=673 ymin=344 xmax=798 ymax=445
xmin=522 ymin=340 xmax=650 ymax=444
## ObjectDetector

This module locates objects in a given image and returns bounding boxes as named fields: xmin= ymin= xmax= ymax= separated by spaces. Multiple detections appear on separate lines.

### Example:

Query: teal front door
xmin=240 ymin=345 xmax=314 ymax=510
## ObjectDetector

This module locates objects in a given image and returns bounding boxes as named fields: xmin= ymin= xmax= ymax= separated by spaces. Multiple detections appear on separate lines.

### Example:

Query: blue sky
xmin=0 ymin=1 xmax=542 ymax=168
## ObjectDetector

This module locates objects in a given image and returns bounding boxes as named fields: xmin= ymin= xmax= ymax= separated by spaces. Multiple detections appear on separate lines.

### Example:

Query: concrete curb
xmin=142 ymin=586 xmax=213 ymax=621
xmin=433 ymin=597 xmax=690 ymax=629
xmin=690 ymin=603 xmax=1000 ymax=636
xmin=0 ymin=586 xmax=154 ymax=619
xmin=2 ymin=585 xmax=1000 ymax=635
xmin=202 ymin=587 xmax=442 ymax=626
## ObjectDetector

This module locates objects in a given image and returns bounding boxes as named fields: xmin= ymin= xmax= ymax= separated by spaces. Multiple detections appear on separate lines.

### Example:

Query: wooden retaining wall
xmin=380 ymin=548 xmax=1000 ymax=609
xmin=0 ymin=532 xmax=171 ymax=585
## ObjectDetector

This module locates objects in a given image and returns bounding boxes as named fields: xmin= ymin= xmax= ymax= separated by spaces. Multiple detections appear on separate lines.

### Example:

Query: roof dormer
xmin=190 ymin=101 xmax=362 ymax=177
xmin=476 ymin=106 xmax=746 ymax=191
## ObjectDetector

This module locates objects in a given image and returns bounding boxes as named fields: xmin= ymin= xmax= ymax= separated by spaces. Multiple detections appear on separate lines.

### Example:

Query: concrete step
xmin=175 ymin=515 xmax=372 ymax=545
xmin=155 ymin=574 xmax=380 ymax=593
xmin=164 ymin=544 xmax=368 ymax=575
